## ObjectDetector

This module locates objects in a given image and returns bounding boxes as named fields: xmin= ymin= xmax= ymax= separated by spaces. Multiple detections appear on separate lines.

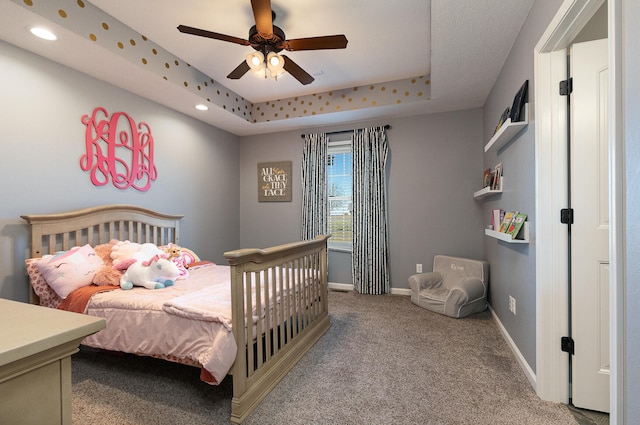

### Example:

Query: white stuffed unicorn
xmin=120 ymin=255 xmax=180 ymax=290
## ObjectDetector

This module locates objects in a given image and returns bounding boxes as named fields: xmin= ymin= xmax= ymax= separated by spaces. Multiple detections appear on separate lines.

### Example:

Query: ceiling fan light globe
xmin=246 ymin=51 xmax=264 ymax=71
xmin=266 ymin=52 xmax=285 ymax=73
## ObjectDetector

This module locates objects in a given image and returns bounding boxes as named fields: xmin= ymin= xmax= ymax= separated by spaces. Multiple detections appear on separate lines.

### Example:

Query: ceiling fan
xmin=177 ymin=0 xmax=348 ymax=85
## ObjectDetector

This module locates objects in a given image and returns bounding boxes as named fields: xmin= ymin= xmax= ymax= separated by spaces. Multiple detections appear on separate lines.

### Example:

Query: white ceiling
xmin=0 ymin=0 xmax=534 ymax=136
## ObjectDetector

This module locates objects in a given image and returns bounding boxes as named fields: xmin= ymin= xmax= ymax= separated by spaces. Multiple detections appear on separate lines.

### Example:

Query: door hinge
xmin=560 ymin=78 xmax=573 ymax=96
xmin=561 ymin=336 xmax=575 ymax=355
xmin=560 ymin=208 xmax=574 ymax=224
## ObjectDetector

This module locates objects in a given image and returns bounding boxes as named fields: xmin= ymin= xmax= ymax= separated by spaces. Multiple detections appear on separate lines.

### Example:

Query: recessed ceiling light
xmin=29 ymin=27 xmax=57 ymax=41
xmin=195 ymin=104 xmax=208 ymax=111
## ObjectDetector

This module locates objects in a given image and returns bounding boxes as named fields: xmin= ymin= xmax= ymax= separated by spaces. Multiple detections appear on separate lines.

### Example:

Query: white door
xmin=570 ymin=38 xmax=609 ymax=413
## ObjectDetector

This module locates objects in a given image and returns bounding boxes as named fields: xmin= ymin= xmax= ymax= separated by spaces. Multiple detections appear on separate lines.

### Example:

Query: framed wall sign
xmin=258 ymin=161 xmax=292 ymax=202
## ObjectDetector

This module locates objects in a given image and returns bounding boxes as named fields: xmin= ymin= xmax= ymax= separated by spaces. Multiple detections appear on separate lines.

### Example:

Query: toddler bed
xmin=21 ymin=204 xmax=330 ymax=424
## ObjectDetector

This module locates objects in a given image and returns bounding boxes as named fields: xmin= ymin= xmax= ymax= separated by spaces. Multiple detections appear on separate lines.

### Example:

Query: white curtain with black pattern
xmin=300 ymin=133 xmax=328 ymax=241
xmin=351 ymin=126 xmax=390 ymax=294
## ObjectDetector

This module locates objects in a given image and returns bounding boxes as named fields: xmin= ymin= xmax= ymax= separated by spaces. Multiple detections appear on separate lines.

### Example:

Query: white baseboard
xmin=328 ymin=282 xmax=354 ymax=291
xmin=489 ymin=306 xmax=537 ymax=390
xmin=327 ymin=282 xmax=411 ymax=296
xmin=390 ymin=287 xmax=411 ymax=296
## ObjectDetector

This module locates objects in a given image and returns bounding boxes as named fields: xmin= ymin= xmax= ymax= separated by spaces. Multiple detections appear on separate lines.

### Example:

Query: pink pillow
xmin=180 ymin=247 xmax=201 ymax=266
xmin=25 ymin=258 xmax=62 ymax=308
xmin=34 ymin=244 xmax=104 ymax=299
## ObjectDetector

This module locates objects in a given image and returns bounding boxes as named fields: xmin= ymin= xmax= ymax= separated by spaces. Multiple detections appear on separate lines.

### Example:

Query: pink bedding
xmin=79 ymin=262 xmax=237 ymax=385
xmin=57 ymin=262 xmax=316 ymax=385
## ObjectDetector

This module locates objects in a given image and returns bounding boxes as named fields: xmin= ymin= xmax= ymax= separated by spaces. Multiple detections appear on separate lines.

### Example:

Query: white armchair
xmin=408 ymin=255 xmax=489 ymax=318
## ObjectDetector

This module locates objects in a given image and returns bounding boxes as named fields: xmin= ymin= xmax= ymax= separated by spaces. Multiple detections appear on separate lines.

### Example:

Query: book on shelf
xmin=506 ymin=213 xmax=527 ymax=238
xmin=491 ymin=209 xmax=502 ymax=230
xmin=509 ymin=80 xmax=529 ymax=122
xmin=498 ymin=211 xmax=517 ymax=233
xmin=494 ymin=107 xmax=511 ymax=135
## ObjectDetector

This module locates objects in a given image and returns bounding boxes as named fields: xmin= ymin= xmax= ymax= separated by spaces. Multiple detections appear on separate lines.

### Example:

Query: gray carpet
xmin=71 ymin=290 xmax=605 ymax=424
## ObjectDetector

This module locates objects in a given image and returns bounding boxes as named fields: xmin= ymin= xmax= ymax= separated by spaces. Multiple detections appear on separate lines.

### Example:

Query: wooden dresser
xmin=0 ymin=299 xmax=105 ymax=425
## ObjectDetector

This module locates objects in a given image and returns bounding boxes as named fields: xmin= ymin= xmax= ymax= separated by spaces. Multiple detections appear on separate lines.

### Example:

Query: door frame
xmin=534 ymin=0 xmax=623 ymax=423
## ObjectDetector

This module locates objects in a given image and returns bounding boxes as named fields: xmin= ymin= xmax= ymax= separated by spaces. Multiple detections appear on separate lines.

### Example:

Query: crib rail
xmin=224 ymin=235 xmax=330 ymax=424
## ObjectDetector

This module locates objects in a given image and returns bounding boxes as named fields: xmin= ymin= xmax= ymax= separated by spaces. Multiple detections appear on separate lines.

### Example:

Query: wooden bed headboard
xmin=21 ymin=204 xmax=183 ymax=259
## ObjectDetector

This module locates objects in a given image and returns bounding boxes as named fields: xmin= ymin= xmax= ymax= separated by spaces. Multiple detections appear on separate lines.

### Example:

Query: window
xmin=327 ymin=139 xmax=352 ymax=251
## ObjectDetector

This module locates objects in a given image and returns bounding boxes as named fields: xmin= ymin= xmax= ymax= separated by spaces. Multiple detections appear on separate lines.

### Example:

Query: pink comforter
xmin=80 ymin=263 xmax=237 ymax=385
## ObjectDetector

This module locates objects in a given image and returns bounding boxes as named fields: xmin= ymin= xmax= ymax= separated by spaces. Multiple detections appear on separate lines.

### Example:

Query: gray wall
xmin=481 ymin=0 xmax=564 ymax=371
xmin=239 ymin=110 xmax=485 ymax=289
xmin=0 ymin=40 xmax=240 ymax=303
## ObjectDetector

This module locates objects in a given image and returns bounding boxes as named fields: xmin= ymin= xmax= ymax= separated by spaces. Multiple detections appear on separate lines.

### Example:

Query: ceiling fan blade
xmin=281 ymin=55 xmax=314 ymax=85
xmin=227 ymin=61 xmax=251 ymax=79
xmin=251 ymin=0 xmax=273 ymax=37
xmin=177 ymin=25 xmax=250 ymax=46
xmin=282 ymin=35 xmax=348 ymax=51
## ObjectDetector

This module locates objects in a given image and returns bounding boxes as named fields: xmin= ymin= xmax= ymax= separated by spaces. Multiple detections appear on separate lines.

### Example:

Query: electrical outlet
xmin=416 ymin=263 xmax=422 ymax=273
xmin=508 ymin=296 xmax=516 ymax=315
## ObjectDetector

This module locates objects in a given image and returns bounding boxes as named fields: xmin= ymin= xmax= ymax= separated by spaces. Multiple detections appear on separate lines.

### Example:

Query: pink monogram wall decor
xmin=80 ymin=107 xmax=157 ymax=191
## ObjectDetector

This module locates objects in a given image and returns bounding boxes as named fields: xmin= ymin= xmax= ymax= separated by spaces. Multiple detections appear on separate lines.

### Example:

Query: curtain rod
xmin=300 ymin=124 xmax=391 ymax=139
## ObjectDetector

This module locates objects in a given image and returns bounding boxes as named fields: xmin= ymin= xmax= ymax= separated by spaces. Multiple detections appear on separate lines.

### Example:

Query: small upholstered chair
xmin=408 ymin=255 xmax=489 ymax=318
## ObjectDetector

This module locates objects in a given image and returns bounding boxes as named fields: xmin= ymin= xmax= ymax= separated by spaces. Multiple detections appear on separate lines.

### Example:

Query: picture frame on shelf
xmin=491 ymin=162 xmax=503 ymax=190
xmin=483 ymin=168 xmax=492 ymax=188
xmin=509 ymin=80 xmax=529 ymax=122
xmin=489 ymin=170 xmax=497 ymax=190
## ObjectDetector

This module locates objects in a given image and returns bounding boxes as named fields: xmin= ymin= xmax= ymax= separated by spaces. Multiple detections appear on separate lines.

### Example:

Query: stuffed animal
xmin=92 ymin=239 xmax=123 ymax=286
xmin=111 ymin=241 xmax=166 ymax=270
xmin=161 ymin=243 xmax=190 ymax=279
xmin=120 ymin=255 xmax=180 ymax=290
xmin=163 ymin=244 xmax=182 ymax=259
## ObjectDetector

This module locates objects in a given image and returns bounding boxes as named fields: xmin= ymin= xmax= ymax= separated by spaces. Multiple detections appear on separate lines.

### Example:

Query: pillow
xmin=34 ymin=244 xmax=104 ymax=299
xmin=25 ymin=258 xmax=62 ymax=309
xmin=92 ymin=240 xmax=124 ymax=286
xmin=180 ymin=247 xmax=201 ymax=266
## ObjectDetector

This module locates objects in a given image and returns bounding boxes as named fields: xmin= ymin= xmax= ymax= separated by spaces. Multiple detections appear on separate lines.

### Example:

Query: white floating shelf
xmin=485 ymin=222 xmax=530 ymax=244
xmin=474 ymin=177 xmax=503 ymax=199
xmin=484 ymin=104 xmax=529 ymax=153
xmin=474 ymin=186 xmax=502 ymax=199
